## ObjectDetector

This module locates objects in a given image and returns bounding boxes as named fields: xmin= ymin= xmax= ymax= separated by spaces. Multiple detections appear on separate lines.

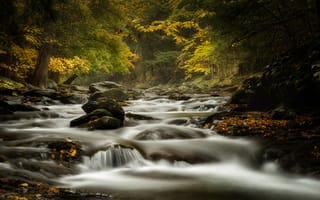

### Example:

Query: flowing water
xmin=1 ymin=93 xmax=320 ymax=199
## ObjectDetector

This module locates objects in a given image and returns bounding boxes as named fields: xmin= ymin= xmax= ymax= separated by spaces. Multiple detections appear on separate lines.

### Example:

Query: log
xmin=63 ymin=74 xmax=78 ymax=85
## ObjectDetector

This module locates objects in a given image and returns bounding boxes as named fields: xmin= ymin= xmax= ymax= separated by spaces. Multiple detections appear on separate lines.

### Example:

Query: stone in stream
xmin=71 ymin=98 xmax=125 ymax=130
xmin=89 ymin=81 xmax=122 ymax=93
xmin=82 ymin=98 xmax=125 ymax=121
xmin=88 ymin=116 xmax=122 ymax=130
xmin=23 ymin=89 xmax=58 ymax=98
xmin=89 ymin=88 xmax=129 ymax=102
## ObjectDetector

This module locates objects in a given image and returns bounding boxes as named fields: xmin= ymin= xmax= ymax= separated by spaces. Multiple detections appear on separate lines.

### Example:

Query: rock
xmin=0 ymin=99 xmax=40 ymax=112
xmin=23 ymin=89 xmax=58 ymax=98
xmin=0 ymin=100 xmax=13 ymax=114
xmin=71 ymin=99 xmax=124 ymax=129
xmin=9 ymin=103 xmax=40 ymax=112
xmin=82 ymin=99 xmax=125 ymax=121
xmin=47 ymin=140 xmax=82 ymax=162
xmin=47 ymin=79 xmax=58 ymax=90
xmin=89 ymin=81 xmax=122 ymax=93
xmin=126 ymin=112 xmax=157 ymax=120
xmin=59 ymin=93 xmax=87 ymax=104
xmin=271 ymin=107 xmax=296 ymax=120
xmin=168 ymin=93 xmax=191 ymax=100
xmin=70 ymin=114 xmax=92 ymax=127
xmin=89 ymin=116 xmax=122 ymax=130
xmin=71 ymin=85 xmax=89 ymax=92
xmin=89 ymin=88 xmax=128 ymax=101
xmin=70 ymin=109 xmax=112 ymax=127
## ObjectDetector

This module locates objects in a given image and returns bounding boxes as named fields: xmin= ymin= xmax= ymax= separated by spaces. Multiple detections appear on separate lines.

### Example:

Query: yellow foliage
xmin=19 ymin=183 xmax=29 ymax=187
xmin=10 ymin=44 xmax=37 ymax=79
xmin=48 ymin=187 xmax=59 ymax=193
xmin=23 ymin=26 xmax=43 ymax=47
xmin=49 ymin=56 xmax=90 ymax=75
xmin=11 ymin=196 xmax=28 ymax=200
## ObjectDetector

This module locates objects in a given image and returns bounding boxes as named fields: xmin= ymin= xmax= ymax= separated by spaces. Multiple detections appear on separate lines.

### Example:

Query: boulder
xmin=88 ymin=116 xmax=122 ymax=130
xmin=89 ymin=88 xmax=128 ymax=102
xmin=89 ymin=81 xmax=122 ymax=93
xmin=71 ymin=99 xmax=125 ymax=130
xmin=168 ymin=93 xmax=191 ymax=101
xmin=47 ymin=79 xmax=58 ymax=90
xmin=70 ymin=109 xmax=112 ymax=127
xmin=23 ymin=89 xmax=58 ymax=98
xmin=58 ymin=93 xmax=87 ymax=104
xmin=82 ymin=99 xmax=125 ymax=121
xmin=0 ymin=99 xmax=40 ymax=113
xmin=71 ymin=85 xmax=89 ymax=93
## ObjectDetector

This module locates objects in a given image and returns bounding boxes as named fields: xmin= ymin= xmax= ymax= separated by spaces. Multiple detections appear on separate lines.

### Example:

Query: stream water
xmin=1 ymin=93 xmax=320 ymax=200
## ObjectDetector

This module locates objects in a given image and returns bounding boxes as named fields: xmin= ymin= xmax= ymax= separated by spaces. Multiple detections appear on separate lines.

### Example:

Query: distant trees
xmin=1 ymin=0 xmax=318 ymax=87
xmin=128 ymin=0 xmax=320 ymax=83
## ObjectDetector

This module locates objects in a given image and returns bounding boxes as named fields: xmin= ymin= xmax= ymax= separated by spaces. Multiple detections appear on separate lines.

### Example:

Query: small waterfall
xmin=84 ymin=144 xmax=145 ymax=170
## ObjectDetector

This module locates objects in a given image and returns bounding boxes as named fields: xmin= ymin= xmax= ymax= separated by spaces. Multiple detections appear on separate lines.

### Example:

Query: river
xmin=1 ymin=92 xmax=320 ymax=200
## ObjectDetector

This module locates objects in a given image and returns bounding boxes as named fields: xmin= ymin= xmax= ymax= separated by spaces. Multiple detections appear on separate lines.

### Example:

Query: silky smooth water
xmin=1 ymin=94 xmax=320 ymax=200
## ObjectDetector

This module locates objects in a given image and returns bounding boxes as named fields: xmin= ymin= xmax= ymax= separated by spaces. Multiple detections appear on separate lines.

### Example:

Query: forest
xmin=1 ymin=0 xmax=319 ymax=87
xmin=1 ymin=1 xmax=320 ymax=200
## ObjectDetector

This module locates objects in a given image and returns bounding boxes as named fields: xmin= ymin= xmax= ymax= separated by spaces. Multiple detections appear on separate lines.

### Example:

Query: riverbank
xmin=204 ymin=108 xmax=320 ymax=178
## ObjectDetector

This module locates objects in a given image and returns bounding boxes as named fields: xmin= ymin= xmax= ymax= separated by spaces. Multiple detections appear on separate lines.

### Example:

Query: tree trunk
xmin=32 ymin=43 xmax=52 ymax=88
xmin=316 ymin=0 xmax=320 ymax=32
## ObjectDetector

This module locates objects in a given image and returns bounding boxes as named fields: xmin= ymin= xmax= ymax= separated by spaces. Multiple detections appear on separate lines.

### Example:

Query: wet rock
xmin=70 ymin=109 xmax=112 ymax=127
xmin=89 ymin=88 xmax=128 ymax=102
xmin=58 ymin=93 xmax=87 ymax=104
xmin=1 ymin=99 xmax=40 ymax=112
xmin=82 ymin=99 xmax=125 ymax=121
xmin=88 ymin=116 xmax=122 ymax=130
xmin=9 ymin=104 xmax=40 ymax=112
xmin=89 ymin=81 xmax=122 ymax=93
xmin=47 ymin=140 xmax=82 ymax=163
xmin=126 ymin=112 xmax=157 ymax=120
xmin=23 ymin=89 xmax=58 ymax=98
xmin=0 ymin=100 xmax=13 ymax=114
xmin=270 ymin=107 xmax=296 ymax=120
xmin=71 ymin=98 xmax=125 ymax=129
xmin=168 ymin=93 xmax=191 ymax=101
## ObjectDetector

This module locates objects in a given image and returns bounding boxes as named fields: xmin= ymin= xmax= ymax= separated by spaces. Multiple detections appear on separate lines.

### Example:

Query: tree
xmin=0 ymin=0 xmax=135 ymax=87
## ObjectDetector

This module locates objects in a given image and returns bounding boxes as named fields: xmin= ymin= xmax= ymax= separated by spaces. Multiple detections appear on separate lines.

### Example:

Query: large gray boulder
xmin=89 ymin=88 xmax=128 ymax=102
xmin=89 ymin=81 xmax=122 ymax=93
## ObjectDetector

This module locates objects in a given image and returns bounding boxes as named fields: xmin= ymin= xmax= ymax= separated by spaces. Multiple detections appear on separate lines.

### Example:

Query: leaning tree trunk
xmin=32 ymin=43 xmax=52 ymax=88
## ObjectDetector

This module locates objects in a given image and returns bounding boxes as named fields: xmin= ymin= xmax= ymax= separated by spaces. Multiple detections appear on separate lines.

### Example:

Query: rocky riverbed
xmin=0 ymin=80 xmax=320 ymax=200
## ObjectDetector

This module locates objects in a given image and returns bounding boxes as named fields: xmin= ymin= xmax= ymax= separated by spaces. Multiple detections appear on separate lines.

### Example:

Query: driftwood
xmin=63 ymin=74 xmax=78 ymax=85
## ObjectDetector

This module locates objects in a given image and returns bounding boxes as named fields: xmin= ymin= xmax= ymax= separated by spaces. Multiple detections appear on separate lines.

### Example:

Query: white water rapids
xmin=1 ymin=93 xmax=320 ymax=199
